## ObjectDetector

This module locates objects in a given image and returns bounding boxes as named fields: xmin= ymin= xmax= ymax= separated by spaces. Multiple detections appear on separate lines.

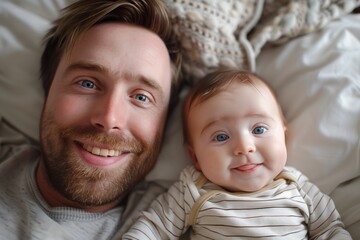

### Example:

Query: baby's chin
xmin=224 ymin=177 xmax=275 ymax=193
xmin=227 ymin=184 xmax=267 ymax=193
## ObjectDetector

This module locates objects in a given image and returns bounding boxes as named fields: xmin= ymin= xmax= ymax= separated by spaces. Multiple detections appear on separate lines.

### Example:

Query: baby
xmin=122 ymin=68 xmax=351 ymax=239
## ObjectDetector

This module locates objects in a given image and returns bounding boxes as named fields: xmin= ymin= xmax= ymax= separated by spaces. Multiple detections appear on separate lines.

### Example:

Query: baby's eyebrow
xmin=200 ymin=116 xmax=232 ymax=135
xmin=246 ymin=113 xmax=277 ymax=122
xmin=246 ymin=112 xmax=272 ymax=118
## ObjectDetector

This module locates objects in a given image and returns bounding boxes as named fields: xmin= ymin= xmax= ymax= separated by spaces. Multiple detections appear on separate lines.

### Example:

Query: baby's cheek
xmin=274 ymin=142 xmax=288 ymax=166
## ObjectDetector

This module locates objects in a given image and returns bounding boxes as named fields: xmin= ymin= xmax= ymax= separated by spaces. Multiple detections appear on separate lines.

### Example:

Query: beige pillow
xmin=250 ymin=0 xmax=360 ymax=55
xmin=165 ymin=0 xmax=263 ymax=83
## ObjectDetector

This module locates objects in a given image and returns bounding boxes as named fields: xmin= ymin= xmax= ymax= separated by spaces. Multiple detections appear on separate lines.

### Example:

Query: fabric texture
xmin=164 ymin=0 xmax=263 ymax=83
xmin=165 ymin=0 xmax=360 ymax=84
xmin=250 ymin=0 xmax=360 ymax=55
xmin=124 ymin=165 xmax=351 ymax=239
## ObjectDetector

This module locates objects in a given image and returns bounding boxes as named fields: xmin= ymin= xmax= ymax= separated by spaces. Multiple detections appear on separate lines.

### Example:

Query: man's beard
xmin=39 ymin=111 xmax=162 ymax=207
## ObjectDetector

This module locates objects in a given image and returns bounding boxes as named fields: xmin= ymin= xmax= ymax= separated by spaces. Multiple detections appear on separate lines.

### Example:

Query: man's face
xmin=39 ymin=23 xmax=172 ymax=207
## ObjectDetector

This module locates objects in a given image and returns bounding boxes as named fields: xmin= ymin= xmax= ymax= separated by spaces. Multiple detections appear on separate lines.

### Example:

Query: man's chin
xmin=60 ymin=152 xmax=155 ymax=206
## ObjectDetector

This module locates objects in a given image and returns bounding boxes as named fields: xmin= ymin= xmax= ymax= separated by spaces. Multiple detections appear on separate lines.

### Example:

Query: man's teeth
xmin=83 ymin=144 xmax=120 ymax=157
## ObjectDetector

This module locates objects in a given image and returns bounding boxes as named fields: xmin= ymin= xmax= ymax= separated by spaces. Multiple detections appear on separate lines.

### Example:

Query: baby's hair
xmin=182 ymin=67 xmax=286 ymax=145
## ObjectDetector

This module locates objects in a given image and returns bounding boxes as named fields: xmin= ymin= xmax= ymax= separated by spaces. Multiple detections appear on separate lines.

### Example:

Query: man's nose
xmin=233 ymin=135 xmax=256 ymax=155
xmin=90 ymin=93 xmax=128 ymax=132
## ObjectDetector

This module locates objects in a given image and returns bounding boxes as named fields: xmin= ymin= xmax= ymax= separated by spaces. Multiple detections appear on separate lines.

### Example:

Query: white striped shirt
xmin=122 ymin=166 xmax=351 ymax=239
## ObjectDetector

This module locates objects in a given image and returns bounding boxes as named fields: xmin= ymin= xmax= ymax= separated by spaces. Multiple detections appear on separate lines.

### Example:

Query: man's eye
xmin=252 ymin=126 xmax=267 ymax=135
xmin=79 ymin=80 xmax=96 ymax=89
xmin=214 ymin=133 xmax=229 ymax=142
xmin=134 ymin=94 xmax=148 ymax=102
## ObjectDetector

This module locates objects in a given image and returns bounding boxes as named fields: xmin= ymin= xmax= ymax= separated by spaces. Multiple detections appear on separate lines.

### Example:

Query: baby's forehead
xmin=226 ymin=75 xmax=272 ymax=95
xmin=239 ymin=73 xmax=267 ymax=88
xmin=215 ymin=78 xmax=281 ymax=113
xmin=191 ymin=74 xmax=270 ymax=105
xmin=227 ymin=76 xmax=285 ymax=123
xmin=233 ymin=79 xmax=279 ymax=108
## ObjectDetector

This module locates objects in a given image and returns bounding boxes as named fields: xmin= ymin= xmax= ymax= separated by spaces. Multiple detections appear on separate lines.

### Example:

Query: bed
xmin=1 ymin=0 xmax=359 ymax=238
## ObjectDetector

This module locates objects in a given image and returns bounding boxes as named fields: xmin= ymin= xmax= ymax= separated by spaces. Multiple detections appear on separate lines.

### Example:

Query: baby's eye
xmin=79 ymin=80 xmax=96 ymax=89
xmin=252 ymin=126 xmax=267 ymax=135
xmin=214 ymin=133 xmax=229 ymax=142
xmin=133 ymin=94 xmax=149 ymax=103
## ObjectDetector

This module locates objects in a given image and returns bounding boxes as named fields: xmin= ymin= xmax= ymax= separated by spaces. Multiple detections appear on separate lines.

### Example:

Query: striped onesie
xmin=123 ymin=165 xmax=351 ymax=239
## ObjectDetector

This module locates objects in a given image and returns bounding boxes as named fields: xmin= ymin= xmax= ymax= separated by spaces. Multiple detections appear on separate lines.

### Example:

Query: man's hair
xmin=41 ymin=0 xmax=182 ymax=108
xmin=182 ymin=67 xmax=286 ymax=145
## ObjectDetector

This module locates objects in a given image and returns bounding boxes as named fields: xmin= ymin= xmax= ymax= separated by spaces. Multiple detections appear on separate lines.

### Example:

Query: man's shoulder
xmin=0 ymin=117 xmax=40 ymax=163
xmin=1 ymin=144 xmax=40 ymax=166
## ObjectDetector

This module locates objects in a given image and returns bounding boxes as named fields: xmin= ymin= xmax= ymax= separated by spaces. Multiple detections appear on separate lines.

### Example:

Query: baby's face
xmin=187 ymin=80 xmax=287 ymax=192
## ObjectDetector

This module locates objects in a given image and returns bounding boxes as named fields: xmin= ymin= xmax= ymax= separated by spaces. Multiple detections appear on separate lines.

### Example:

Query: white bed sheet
xmin=0 ymin=0 xmax=359 ymax=238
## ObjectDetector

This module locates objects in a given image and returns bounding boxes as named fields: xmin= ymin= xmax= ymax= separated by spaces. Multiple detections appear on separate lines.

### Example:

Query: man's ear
xmin=186 ymin=145 xmax=201 ymax=171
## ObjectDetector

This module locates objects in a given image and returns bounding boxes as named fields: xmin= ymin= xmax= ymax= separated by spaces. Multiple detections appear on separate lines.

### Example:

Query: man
xmin=0 ymin=0 xmax=181 ymax=239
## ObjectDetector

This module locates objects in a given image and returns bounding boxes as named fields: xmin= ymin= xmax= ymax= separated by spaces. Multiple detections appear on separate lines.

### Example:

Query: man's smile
xmin=83 ymin=143 xmax=121 ymax=157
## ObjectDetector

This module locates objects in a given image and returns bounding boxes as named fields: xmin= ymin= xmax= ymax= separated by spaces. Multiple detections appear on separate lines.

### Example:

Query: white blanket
xmin=0 ymin=1 xmax=359 ymax=238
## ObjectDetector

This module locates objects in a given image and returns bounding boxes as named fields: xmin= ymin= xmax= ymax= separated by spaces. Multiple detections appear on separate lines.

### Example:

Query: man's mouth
xmin=83 ymin=144 xmax=121 ymax=157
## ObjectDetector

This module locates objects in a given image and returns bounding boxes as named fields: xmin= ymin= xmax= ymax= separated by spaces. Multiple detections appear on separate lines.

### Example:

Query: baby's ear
xmin=283 ymin=125 xmax=288 ymax=134
xmin=186 ymin=145 xmax=201 ymax=171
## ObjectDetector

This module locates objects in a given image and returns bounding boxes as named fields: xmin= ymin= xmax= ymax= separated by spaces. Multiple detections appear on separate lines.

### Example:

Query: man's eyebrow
xmin=128 ymin=73 xmax=165 ymax=103
xmin=129 ymin=73 xmax=163 ymax=93
xmin=65 ymin=61 xmax=107 ymax=75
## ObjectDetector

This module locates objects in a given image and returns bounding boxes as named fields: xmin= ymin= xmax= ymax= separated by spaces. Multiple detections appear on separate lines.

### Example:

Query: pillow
xmin=164 ymin=0 xmax=263 ymax=83
xmin=0 ymin=0 xmax=76 ymax=140
xmin=250 ymin=0 xmax=360 ymax=56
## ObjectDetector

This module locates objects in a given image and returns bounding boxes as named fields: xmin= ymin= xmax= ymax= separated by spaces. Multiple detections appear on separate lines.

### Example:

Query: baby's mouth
xmin=236 ymin=163 xmax=262 ymax=173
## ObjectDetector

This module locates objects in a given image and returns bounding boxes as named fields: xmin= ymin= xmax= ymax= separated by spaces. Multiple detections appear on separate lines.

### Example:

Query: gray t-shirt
xmin=0 ymin=144 xmax=124 ymax=240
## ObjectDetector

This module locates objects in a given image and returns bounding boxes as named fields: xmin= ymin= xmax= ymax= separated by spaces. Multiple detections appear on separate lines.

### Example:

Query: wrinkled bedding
xmin=0 ymin=0 xmax=359 ymax=238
